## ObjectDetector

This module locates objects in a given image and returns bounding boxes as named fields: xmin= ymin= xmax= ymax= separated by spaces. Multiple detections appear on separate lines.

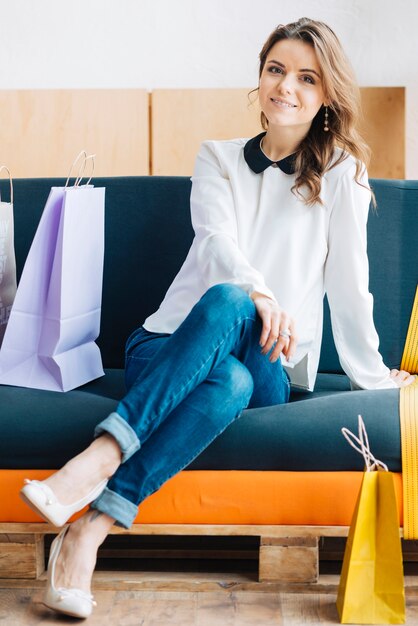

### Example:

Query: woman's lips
xmin=270 ymin=98 xmax=297 ymax=109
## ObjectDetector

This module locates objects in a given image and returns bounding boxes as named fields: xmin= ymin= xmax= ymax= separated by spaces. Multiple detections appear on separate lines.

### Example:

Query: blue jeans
xmin=90 ymin=284 xmax=290 ymax=528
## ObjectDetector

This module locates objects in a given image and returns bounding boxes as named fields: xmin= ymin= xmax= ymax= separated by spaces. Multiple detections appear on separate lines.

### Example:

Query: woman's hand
xmin=250 ymin=291 xmax=297 ymax=363
xmin=389 ymin=369 xmax=417 ymax=387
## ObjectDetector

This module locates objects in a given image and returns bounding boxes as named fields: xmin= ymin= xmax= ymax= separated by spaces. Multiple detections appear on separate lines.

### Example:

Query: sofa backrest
xmin=3 ymin=176 xmax=417 ymax=372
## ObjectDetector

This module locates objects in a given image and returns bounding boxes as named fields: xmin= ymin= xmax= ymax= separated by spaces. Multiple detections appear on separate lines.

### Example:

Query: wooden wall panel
xmin=151 ymin=89 xmax=262 ymax=176
xmin=0 ymin=87 xmax=404 ymax=179
xmin=359 ymin=87 xmax=405 ymax=179
xmin=0 ymin=90 xmax=150 ymax=177
xmin=152 ymin=87 xmax=405 ymax=178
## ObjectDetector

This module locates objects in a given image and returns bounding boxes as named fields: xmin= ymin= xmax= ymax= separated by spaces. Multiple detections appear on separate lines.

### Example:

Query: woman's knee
xmin=200 ymin=283 xmax=255 ymax=320
xmin=218 ymin=356 xmax=254 ymax=412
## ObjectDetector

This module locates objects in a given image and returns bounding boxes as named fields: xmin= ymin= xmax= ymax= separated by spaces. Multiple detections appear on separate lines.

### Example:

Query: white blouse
xmin=143 ymin=135 xmax=396 ymax=391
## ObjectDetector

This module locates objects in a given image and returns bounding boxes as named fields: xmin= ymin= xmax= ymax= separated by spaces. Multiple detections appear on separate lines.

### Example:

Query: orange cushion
xmin=0 ymin=469 xmax=403 ymax=526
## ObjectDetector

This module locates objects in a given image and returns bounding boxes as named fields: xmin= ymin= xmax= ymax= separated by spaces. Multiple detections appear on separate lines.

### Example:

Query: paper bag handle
xmin=65 ymin=151 xmax=88 ymax=188
xmin=341 ymin=415 xmax=388 ymax=472
xmin=65 ymin=151 xmax=96 ymax=188
xmin=75 ymin=154 xmax=95 ymax=187
xmin=0 ymin=165 xmax=13 ymax=205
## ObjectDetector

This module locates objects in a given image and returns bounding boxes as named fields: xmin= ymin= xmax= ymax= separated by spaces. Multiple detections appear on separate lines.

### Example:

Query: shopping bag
xmin=0 ymin=166 xmax=17 ymax=346
xmin=0 ymin=153 xmax=105 ymax=392
xmin=336 ymin=415 xmax=405 ymax=624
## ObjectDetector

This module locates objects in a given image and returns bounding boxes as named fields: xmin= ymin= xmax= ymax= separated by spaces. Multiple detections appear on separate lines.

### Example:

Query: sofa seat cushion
xmin=0 ymin=371 xmax=401 ymax=472
xmin=0 ymin=370 xmax=123 ymax=470
xmin=0 ymin=468 xmax=403 ymax=526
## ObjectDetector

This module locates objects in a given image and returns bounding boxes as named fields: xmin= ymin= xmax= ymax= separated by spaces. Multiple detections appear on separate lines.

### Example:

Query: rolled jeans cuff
xmin=94 ymin=412 xmax=140 ymax=463
xmin=90 ymin=487 xmax=138 ymax=529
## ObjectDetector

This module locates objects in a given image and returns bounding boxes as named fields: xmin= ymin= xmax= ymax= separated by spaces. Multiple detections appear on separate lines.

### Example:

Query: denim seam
xmin=143 ymin=313 xmax=256 ymax=434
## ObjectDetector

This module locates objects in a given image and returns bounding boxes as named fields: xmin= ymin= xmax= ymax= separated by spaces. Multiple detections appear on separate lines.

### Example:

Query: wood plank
xmin=0 ymin=89 xmax=150 ymax=177
xmin=0 ymin=522 xmax=351 ymax=537
xmin=151 ymin=87 xmax=405 ymax=179
xmin=152 ymin=89 xmax=261 ymax=175
xmin=3 ymin=587 xmax=418 ymax=626
xmin=0 ymin=534 xmax=41 ymax=544
xmin=359 ymin=87 xmax=405 ymax=179
xmin=109 ymin=524 xmax=351 ymax=538
xmin=259 ymin=538 xmax=319 ymax=583
xmin=2 ymin=572 xmax=418 ymax=595
xmin=195 ymin=590 xmax=281 ymax=625
xmin=261 ymin=536 xmax=317 ymax=547
xmin=0 ymin=535 xmax=44 ymax=579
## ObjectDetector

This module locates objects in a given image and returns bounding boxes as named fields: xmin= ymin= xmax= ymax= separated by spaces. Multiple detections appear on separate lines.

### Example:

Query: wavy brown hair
xmin=252 ymin=18 xmax=375 ymax=207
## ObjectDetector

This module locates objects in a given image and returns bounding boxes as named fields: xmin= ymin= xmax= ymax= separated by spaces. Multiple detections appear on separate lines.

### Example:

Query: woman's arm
xmin=190 ymin=141 xmax=276 ymax=300
xmin=324 ymin=159 xmax=406 ymax=389
xmin=190 ymin=141 xmax=296 ymax=361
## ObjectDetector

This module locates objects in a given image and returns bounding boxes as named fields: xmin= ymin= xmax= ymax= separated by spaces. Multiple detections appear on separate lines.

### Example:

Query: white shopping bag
xmin=0 ymin=166 xmax=17 ymax=346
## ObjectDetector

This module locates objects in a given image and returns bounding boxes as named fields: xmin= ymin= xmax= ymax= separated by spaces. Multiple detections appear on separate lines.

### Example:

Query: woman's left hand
xmin=389 ymin=369 xmax=417 ymax=387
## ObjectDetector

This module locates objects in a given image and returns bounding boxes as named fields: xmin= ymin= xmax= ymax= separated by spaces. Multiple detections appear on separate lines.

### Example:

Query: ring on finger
xmin=279 ymin=329 xmax=291 ymax=339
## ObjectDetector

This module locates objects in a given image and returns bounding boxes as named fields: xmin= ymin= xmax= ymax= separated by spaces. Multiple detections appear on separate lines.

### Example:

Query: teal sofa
xmin=0 ymin=177 xmax=416 ymax=474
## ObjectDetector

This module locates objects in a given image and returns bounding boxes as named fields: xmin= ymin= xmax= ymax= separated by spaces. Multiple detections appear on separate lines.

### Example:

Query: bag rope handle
xmin=341 ymin=415 xmax=388 ymax=472
xmin=65 ymin=151 xmax=96 ymax=188
xmin=65 ymin=151 xmax=88 ymax=188
xmin=75 ymin=154 xmax=95 ymax=187
xmin=0 ymin=165 xmax=13 ymax=205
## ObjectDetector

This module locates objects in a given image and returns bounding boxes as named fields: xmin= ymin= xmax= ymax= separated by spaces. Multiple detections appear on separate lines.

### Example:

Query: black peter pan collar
xmin=244 ymin=132 xmax=296 ymax=175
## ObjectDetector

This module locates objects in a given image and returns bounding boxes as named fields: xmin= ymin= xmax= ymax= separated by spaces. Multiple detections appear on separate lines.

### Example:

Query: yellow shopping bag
xmin=336 ymin=415 xmax=405 ymax=624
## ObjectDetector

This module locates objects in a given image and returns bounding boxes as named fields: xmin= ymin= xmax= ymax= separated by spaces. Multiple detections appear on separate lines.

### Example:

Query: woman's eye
xmin=268 ymin=66 xmax=283 ymax=74
xmin=302 ymin=75 xmax=315 ymax=85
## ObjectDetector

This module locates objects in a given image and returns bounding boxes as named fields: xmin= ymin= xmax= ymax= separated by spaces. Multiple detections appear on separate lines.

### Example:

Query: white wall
xmin=0 ymin=0 xmax=417 ymax=176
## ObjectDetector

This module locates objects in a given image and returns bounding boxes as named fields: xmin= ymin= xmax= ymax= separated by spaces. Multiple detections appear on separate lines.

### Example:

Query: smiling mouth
xmin=270 ymin=98 xmax=297 ymax=108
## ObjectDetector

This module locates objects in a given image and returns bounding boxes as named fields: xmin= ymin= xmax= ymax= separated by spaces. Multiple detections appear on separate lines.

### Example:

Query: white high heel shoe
xmin=20 ymin=477 xmax=108 ymax=526
xmin=43 ymin=526 xmax=97 ymax=618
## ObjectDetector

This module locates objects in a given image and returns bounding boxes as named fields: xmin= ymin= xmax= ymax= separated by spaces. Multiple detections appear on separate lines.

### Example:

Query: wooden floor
xmin=2 ymin=535 xmax=418 ymax=624
xmin=1 ymin=588 xmax=418 ymax=625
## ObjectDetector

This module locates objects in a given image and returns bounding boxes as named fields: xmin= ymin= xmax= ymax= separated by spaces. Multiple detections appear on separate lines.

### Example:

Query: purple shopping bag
xmin=0 ymin=180 xmax=105 ymax=392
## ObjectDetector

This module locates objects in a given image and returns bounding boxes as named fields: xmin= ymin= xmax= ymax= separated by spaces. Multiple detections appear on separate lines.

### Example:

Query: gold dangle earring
xmin=324 ymin=105 xmax=329 ymax=132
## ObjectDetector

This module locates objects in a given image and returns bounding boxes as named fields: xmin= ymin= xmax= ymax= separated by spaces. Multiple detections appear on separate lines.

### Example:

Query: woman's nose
xmin=278 ymin=74 xmax=294 ymax=93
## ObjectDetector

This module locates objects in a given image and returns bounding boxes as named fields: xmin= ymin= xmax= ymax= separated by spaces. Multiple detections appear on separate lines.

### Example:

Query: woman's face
xmin=258 ymin=38 xmax=327 ymax=132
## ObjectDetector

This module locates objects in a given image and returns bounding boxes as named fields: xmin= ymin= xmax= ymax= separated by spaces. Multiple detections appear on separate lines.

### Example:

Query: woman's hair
xmin=253 ymin=17 xmax=375 ymax=207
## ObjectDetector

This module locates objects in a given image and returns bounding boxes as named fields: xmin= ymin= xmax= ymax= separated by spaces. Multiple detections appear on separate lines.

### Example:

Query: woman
xmin=20 ymin=17 xmax=415 ymax=618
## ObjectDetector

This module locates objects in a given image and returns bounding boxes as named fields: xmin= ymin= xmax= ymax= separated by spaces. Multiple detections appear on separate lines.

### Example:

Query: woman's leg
xmin=47 ymin=283 xmax=289 ymax=595
xmin=91 ymin=353 xmax=255 ymax=526
xmin=39 ymin=282 xmax=256 ymax=503
xmin=51 ymin=354 xmax=254 ymax=594
xmin=90 ymin=284 xmax=289 ymax=527
xmin=49 ymin=510 xmax=115 ymax=596
xmin=94 ymin=283 xmax=287 ymax=460
xmin=43 ymin=284 xmax=289 ymax=511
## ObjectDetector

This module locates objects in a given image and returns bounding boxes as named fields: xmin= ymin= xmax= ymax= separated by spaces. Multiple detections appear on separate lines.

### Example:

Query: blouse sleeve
xmin=189 ymin=140 xmax=276 ymax=301
xmin=324 ymin=159 xmax=396 ymax=389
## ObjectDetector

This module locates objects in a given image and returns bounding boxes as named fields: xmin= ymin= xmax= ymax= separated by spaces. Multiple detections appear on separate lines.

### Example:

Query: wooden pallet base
xmin=0 ymin=522 xmax=416 ymax=593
